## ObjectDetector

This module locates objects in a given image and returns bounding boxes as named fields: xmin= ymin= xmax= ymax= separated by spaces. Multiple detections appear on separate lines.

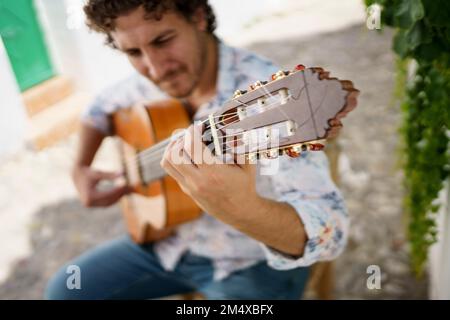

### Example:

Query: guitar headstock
xmin=204 ymin=64 xmax=359 ymax=160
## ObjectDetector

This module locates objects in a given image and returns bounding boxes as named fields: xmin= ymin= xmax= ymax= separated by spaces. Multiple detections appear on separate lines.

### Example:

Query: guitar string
xmin=137 ymin=86 xmax=287 ymax=161
xmin=136 ymin=94 xmax=288 ymax=163
xmin=130 ymin=71 xmax=311 ymax=172
xmin=136 ymin=93 xmax=325 ymax=172
xmin=136 ymin=133 xmax=264 ymax=169
xmin=124 ymin=71 xmax=337 ymax=184
xmin=129 ymin=86 xmax=304 ymax=169
xmin=135 ymin=117 xmax=290 ymax=170
xmin=135 ymin=93 xmax=295 ymax=172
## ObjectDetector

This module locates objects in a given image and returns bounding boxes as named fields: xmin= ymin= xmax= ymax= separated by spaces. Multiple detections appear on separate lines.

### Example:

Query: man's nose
xmin=142 ymin=50 xmax=166 ymax=81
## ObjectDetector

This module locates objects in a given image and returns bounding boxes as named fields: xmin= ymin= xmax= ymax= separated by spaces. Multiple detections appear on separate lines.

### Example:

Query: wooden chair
xmin=304 ymin=137 xmax=341 ymax=300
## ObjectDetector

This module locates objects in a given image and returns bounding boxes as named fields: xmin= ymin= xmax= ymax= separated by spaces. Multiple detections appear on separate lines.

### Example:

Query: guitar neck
xmin=136 ymin=129 xmax=186 ymax=184
xmin=128 ymin=65 xmax=359 ymax=185
xmin=136 ymin=140 xmax=169 ymax=184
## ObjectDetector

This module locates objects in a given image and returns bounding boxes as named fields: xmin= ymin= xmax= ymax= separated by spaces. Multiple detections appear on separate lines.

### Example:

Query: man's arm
xmin=74 ymin=122 xmax=106 ymax=168
xmin=204 ymin=188 xmax=307 ymax=257
xmin=72 ymin=123 xmax=129 ymax=207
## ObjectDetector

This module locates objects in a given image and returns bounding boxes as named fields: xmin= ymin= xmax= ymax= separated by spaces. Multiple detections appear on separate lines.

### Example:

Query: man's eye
xmin=155 ymin=37 xmax=173 ymax=47
xmin=127 ymin=50 xmax=141 ymax=57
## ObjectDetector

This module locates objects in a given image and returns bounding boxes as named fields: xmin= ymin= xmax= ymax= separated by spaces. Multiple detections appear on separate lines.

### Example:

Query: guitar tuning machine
xmin=270 ymin=64 xmax=305 ymax=82
xmin=247 ymin=152 xmax=258 ymax=163
xmin=293 ymin=145 xmax=306 ymax=153
xmin=284 ymin=141 xmax=325 ymax=157
xmin=264 ymin=149 xmax=279 ymax=159
xmin=249 ymin=80 xmax=268 ymax=91
xmin=271 ymin=70 xmax=291 ymax=81
xmin=284 ymin=144 xmax=307 ymax=158
xmin=245 ymin=142 xmax=325 ymax=161
xmin=294 ymin=64 xmax=305 ymax=72
xmin=233 ymin=89 xmax=247 ymax=99
xmin=308 ymin=142 xmax=325 ymax=151
xmin=285 ymin=147 xmax=301 ymax=158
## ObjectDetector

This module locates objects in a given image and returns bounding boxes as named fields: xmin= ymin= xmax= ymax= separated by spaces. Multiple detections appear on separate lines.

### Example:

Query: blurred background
xmin=0 ymin=0 xmax=448 ymax=299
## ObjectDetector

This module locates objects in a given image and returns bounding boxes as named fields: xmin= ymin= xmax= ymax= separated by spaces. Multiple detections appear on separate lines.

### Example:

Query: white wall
xmin=36 ymin=0 xmax=134 ymax=95
xmin=33 ymin=0 xmax=293 ymax=95
xmin=429 ymin=180 xmax=450 ymax=299
xmin=210 ymin=0 xmax=285 ymax=41
xmin=0 ymin=38 xmax=27 ymax=159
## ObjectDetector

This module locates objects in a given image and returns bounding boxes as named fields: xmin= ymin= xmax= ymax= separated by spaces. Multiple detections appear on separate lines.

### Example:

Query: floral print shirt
xmin=82 ymin=41 xmax=349 ymax=281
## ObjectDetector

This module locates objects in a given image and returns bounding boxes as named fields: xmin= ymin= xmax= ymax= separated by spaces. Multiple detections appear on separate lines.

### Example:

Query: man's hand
xmin=160 ymin=124 xmax=259 ymax=218
xmin=72 ymin=166 xmax=130 ymax=207
xmin=160 ymin=124 xmax=307 ymax=256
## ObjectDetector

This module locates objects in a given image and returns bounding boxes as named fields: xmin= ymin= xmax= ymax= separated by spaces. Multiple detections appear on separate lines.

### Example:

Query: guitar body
xmin=112 ymin=99 xmax=201 ymax=244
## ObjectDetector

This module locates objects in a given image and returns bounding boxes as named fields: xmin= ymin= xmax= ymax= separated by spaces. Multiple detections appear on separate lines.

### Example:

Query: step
xmin=22 ymin=76 xmax=74 ymax=117
xmin=27 ymin=92 xmax=91 ymax=150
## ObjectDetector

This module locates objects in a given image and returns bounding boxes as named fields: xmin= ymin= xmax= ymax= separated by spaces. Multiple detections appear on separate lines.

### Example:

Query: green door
xmin=0 ymin=0 xmax=54 ymax=92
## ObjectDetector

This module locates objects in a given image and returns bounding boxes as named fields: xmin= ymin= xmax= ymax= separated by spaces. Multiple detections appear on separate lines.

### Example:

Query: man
xmin=46 ymin=0 xmax=349 ymax=299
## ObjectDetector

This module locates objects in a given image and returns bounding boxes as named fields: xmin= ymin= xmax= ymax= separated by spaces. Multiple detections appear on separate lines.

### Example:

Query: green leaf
xmin=410 ymin=0 xmax=425 ymax=21
xmin=406 ymin=21 xmax=431 ymax=50
xmin=394 ymin=0 xmax=424 ymax=29
xmin=415 ymin=42 xmax=443 ymax=62
xmin=393 ymin=30 xmax=409 ymax=58
xmin=422 ymin=0 xmax=450 ymax=27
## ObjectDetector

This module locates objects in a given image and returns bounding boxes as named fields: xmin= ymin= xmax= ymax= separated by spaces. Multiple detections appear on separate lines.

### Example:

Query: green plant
xmin=365 ymin=0 xmax=450 ymax=276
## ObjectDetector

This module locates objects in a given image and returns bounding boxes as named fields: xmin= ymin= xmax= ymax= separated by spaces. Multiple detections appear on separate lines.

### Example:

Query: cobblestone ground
xmin=0 ymin=24 xmax=428 ymax=299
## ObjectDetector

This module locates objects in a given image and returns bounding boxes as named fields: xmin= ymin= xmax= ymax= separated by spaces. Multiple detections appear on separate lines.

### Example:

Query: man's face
xmin=111 ymin=6 xmax=208 ymax=98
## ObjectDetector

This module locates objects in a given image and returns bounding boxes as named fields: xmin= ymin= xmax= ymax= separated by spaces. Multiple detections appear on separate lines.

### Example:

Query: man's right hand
xmin=72 ymin=166 xmax=130 ymax=207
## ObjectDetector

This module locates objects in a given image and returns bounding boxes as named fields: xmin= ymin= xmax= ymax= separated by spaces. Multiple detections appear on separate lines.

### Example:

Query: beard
xmin=152 ymin=65 xmax=199 ymax=98
xmin=148 ymin=34 xmax=208 ymax=99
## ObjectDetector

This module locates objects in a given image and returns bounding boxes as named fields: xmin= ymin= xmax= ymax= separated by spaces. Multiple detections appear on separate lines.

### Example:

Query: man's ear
xmin=191 ymin=7 xmax=208 ymax=32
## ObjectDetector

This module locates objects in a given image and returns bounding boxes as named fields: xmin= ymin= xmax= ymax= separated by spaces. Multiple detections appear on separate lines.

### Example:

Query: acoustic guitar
xmin=112 ymin=65 xmax=359 ymax=244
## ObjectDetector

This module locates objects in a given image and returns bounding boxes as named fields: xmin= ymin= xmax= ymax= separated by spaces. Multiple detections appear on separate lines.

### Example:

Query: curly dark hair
xmin=84 ymin=0 xmax=217 ymax=47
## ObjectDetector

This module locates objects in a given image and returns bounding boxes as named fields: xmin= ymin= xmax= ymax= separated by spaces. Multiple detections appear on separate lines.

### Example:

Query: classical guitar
xmin=112 ymin=65 xmax=359 ymax=244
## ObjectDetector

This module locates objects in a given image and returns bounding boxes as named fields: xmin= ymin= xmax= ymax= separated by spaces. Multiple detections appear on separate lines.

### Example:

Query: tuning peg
xmin=308 ymin=143 xmax=325 ymax=151
xmin=264 ymin=149 xmax=279 ymax=159
xmin=271 ymin=70 xmax=290 ymax=81
xmin=249 ymin=80 xmax=268 ymax=90
xmin=294 ymin=64 xmax=305 ymax=72
xmin=285 ymin=144 xmax=308 ymax=158
xmin=285 ymin=147 xmax=301 ymax=158
xmin=233 ymin=90 xmax=247 ymax=98
xmin=247 ymin=153 xmax=258 ymax=163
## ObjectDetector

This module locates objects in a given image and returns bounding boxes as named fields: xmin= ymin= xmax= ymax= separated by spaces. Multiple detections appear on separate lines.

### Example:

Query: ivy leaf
xmin=394 ymin=0 xmax=424 ymax=29
xmin=365 ymin=0 xmax=450 ymax=278
xmin=422 ymin=0 xmax=450 ymax=27
xmin=410 ymin=0 xmax=425 ymax=21
xmin=415 ymin=42 xmax=443 ymax=62
xmin=441 ymin=27 xmax=450 ymax=49
xmin=378 ymin=0 xmax=396 ymax=26
xmin=393 ymin=30 xmax=409 ymax=58
xmin=406 ymin=21 xmax=431 ymax=50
